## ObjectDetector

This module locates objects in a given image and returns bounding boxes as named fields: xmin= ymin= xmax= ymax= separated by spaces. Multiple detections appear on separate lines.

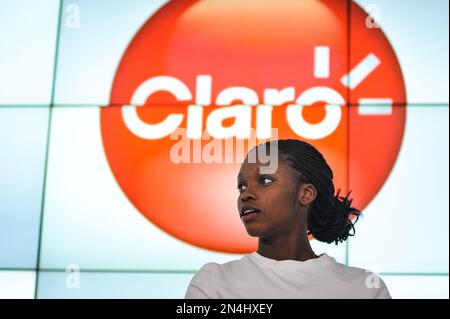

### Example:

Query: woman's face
xmin=237 ymin=158 xmax=304 ymax=238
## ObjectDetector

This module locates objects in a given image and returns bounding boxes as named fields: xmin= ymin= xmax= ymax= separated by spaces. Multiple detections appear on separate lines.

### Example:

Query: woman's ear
xmin=298 ymin=183 xmax=317 ymax=206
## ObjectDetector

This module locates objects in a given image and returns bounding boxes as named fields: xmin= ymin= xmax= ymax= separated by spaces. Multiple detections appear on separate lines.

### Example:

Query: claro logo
xmin=121 ymin=75 xmax=344 ymax=140
xmin=100 ymin=0 xmax=406 ymax=253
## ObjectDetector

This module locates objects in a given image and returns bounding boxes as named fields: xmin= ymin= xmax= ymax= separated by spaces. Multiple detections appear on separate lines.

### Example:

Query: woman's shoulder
xmin=194 ymin=261 xmax=221 ymax=276
xmin=185 ymin=257 xmax=249 ymax=299
xmin=330 ymin=261 xmax=380 ymax=280
xmin=327 ymin=261 xmax=391 ymax=298
xmin=195 ymin=255 xmax=250 ymax=276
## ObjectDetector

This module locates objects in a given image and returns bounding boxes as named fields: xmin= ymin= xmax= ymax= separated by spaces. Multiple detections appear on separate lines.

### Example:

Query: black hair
xmin=250 ymin=139 xmax=361 ymax=245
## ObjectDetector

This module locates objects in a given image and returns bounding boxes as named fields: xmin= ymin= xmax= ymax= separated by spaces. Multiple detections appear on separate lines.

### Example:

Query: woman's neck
xmin=257 ymin=233 xmax=316 ymax=262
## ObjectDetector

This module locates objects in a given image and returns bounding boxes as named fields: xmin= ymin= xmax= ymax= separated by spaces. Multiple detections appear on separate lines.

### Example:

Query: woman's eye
xmin=237 ymin=185 xmax=247 ymax=192
xmin=261 ymin=177 xmax=273 ymax=185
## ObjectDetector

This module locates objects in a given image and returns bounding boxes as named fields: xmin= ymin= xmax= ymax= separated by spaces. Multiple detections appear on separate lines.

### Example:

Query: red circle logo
xmin=101 ymin=0 xmax=406 ymax=253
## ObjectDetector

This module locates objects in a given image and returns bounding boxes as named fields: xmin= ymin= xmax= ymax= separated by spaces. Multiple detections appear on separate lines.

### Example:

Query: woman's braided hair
xmin=253 ymin=139 xmax=361 ymax=244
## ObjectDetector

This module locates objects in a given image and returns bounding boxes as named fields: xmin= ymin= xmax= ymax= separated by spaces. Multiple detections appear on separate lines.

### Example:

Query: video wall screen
xmin=0 ymin=0 xmax=448 ymax=298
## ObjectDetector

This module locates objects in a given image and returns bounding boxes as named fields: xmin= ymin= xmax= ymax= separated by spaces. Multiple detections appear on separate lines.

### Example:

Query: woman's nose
xmin=241 ymin=189 xmax=256 ymax=201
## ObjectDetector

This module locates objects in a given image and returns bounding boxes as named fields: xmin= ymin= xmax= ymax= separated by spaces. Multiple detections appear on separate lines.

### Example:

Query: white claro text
xmin=122 ymin=75 xmax=344 ymax=141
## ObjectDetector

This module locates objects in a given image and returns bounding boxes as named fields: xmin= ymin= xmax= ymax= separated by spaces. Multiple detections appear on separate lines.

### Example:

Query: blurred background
xmin=0 ymin=0 xmax=448 ymax=299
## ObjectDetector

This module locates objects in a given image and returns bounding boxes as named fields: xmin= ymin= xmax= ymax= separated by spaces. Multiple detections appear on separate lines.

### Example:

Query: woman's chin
xmin=244 ymin=225 xmax=265 ymax=237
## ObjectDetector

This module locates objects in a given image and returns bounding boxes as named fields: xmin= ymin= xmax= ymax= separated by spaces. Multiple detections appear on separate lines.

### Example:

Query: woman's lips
xmin=241 ymin=210 xmax=260 ymax=222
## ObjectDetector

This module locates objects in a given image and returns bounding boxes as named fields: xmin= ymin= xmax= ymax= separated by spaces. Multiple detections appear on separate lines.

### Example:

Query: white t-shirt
xmin=185 ymin=252 xmax=391 ymax=299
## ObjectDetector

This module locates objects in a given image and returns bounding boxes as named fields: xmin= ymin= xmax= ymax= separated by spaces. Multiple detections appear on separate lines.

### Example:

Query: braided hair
xmin=251 ymin=139 xmax=361 ymax=245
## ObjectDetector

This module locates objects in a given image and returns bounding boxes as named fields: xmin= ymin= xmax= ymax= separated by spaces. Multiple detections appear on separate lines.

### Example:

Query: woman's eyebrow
xmin=257 ymin=172 xmax=276 ymax=177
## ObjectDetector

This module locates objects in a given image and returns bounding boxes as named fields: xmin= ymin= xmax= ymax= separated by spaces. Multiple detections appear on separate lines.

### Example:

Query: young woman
xmin=185 ymin=139 xmax=391 ymax=299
